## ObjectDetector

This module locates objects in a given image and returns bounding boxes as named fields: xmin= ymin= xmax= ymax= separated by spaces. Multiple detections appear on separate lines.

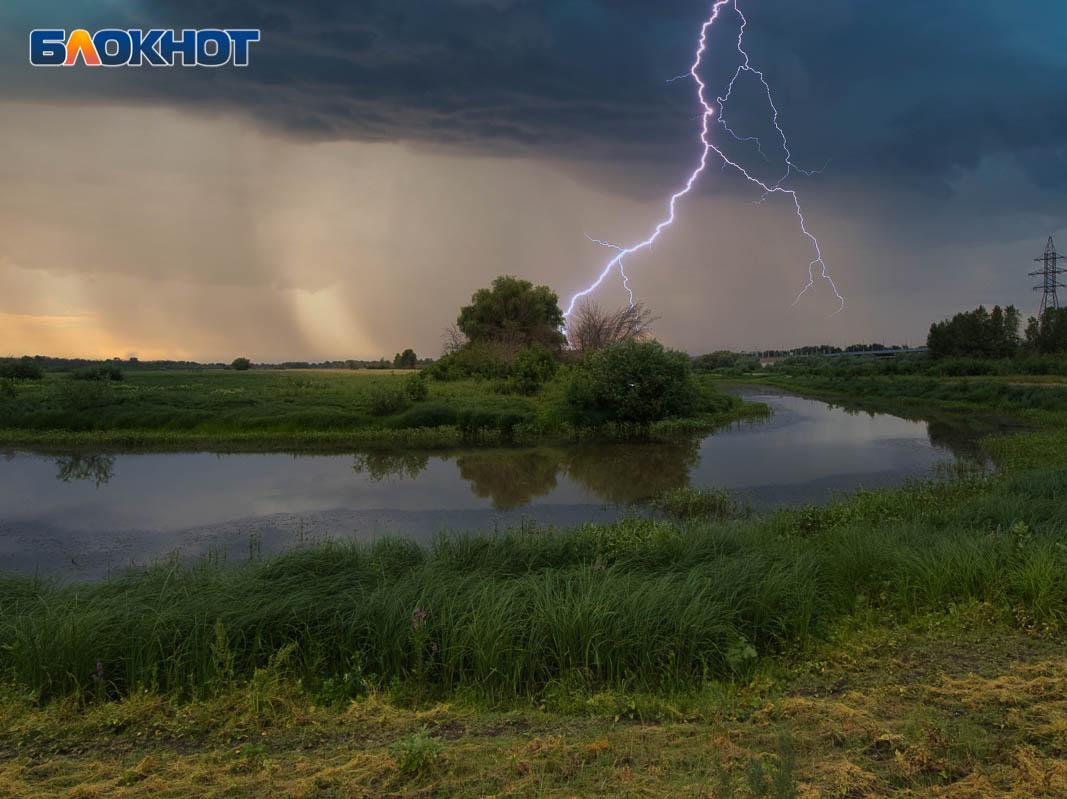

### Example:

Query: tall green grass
xmin=3 ymin=468 xmax=1066 ymax=705
xmin=651 ymin=486 xmax=750 ymax=520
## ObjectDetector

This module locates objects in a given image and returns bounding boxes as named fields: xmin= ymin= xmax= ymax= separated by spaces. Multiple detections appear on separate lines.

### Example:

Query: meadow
xmin=0 ymin=368 xmax=760 ymax=450
xmin=2 ymin=371 xmax=1067 ymax=796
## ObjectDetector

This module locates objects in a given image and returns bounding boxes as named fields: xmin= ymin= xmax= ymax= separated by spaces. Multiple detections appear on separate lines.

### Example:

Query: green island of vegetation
xmin=0 ymin=278 xmax=764 ymax=451
xmin=2 ymin=296 xmax=1067 ymax=797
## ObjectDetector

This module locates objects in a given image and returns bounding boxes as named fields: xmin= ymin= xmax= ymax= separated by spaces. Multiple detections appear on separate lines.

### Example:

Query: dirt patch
xmin=427 ymin=720 xmax=466 ymax=740
xmin=477 ymin=716 xmax=533 ymax=738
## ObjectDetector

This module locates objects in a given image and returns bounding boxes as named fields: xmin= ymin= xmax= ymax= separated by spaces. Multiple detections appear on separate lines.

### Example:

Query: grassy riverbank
xmin=3 ymin=466 xmax=1064 ymax=703
xmin=0 ymin=369 xmax=764 ymax=451
xmin=744 ymin=371 xmax=1067 ymax=419
xmin=3 ymin=610 xmax=1064 ymax=798
xmin=2 ymin=375 xmax=1067 ymax=796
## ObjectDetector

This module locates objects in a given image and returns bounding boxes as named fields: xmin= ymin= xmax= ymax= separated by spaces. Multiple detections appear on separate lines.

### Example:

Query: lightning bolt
xmin=586 ymin=235 xmax=635 ymax=307
xmin=563 ymin=0 xmax=844 ymax=321
xmin=620 ymin=263 xmax=635 ymax=307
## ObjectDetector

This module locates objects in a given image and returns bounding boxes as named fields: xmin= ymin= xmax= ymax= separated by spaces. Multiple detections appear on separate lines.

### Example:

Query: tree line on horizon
xmin=11 ymin=284 xmax=1067 ymax=377
xmin=0 ymin=353 xmax=435 ymax=376
xmin=926 ymin=304 xmax=1067 ymax=359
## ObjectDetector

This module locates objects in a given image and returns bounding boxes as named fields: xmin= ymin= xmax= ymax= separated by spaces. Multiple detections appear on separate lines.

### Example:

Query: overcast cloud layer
xmin=1 ymin=1 xmax=1066 ymax=360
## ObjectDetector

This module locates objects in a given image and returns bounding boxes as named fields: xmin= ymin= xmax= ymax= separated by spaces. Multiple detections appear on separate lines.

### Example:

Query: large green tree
xmin=927 ymin=305 xmax=1021 ymax=359
xmin=457 ymin=276 xmax=565 ymax=350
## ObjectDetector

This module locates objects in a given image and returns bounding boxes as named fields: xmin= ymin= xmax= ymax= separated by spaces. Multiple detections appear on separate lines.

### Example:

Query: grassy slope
xmin=0 ymin=370 xmax=763 ymax=450
xmin=2 ymin=611 xmax=1064 ymax=797
xmin=3 ymin=374 xmax=1067 ymax=796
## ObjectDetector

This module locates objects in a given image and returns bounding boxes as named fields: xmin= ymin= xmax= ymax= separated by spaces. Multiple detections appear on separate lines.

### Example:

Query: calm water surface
xmin=0 ymin=391 xmax=984 ymax=577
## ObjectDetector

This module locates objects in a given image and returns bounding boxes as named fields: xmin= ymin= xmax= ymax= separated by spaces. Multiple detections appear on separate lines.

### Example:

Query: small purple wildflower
xmin=430 ymin=642 xmax=439 ymax=655
xmin=411 ymin=607 xmax=428 ymax=630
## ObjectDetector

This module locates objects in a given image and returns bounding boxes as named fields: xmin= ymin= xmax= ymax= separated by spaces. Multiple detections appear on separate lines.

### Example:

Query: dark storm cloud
xmin=4 ymin=2 xmax=1067 ymax=359
xmin=4 ymin=1 xmax=1067 ymax=202
xmin=5 ymin=0 xmax=1064 ymax=189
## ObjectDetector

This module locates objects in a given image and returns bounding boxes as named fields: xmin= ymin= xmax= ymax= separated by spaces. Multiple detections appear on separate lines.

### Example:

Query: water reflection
xmin=454 ymin=450 xmax=560 ymax=510
xmin=564 ymin=441 xmax=700 ymax=504
xmin=352 ymin=451 xmax=430 ymax=481
xmin=29 ymin=400 xmax=993 ymax=511
xmin=823 ymin=399 xmax=1001 ymax=466
xmin=363 ymin=440 xmax=704 ymax=511
xmin=33 ymin=405 xmax=987 ymax=508
xmin=927 ymin=419 xmax=994 ymax=465
xmin=54 ymin=454 xmax=116 ymax=486
xmin=0 ymin=391 xmax=1009 ymax=578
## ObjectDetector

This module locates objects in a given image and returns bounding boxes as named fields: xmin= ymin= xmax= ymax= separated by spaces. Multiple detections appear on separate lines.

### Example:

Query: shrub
xmin=457 ymin=408 xmax=532 ymax=437
xmin=231 ymin=357 xmax=252 ymax=371
xmin=928 ymin=357 xmax=1001 ymax=377
xmin=389 ymin=729 xmax=443 ymax=776
xmin=404 ymin=372 xmax=429 ymax=402
xmin=0 ymin=378 xmax=15 ymax=399
xmin=426 ymin=343 xmax=511 ymax=381
xmin=508 ymin=345 xmax=558 ymax=395
xmin=315 ymin=662 xmax=369 ymax=706
xmin=368 ymin=385 xmax=410 ymax=416
xmin=692 ymin=351 xmax=760 ymax=374
xmin=651 ymin=487 xmax=748 ymax=520
xmin=564 ymin=340 xmax=699 ymax=426
xmin=52 ymin=378 xmax=113 ymax=410
xmin=71 ymin=364 xmax=124 ymax=382
xmin=391 ymin=401 xmax=459 ymax=429
xmin=0 ymin=358 xmax=43 ymax=380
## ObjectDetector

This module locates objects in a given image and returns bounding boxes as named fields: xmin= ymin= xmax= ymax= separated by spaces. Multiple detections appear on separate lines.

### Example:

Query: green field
xmin=2 ymin=373 xmax=1067 ymax=796
xmin=750 ymin=371 xmax=1067 ymax=418
xmin=0 ymin=369 xmax=762 ymax=450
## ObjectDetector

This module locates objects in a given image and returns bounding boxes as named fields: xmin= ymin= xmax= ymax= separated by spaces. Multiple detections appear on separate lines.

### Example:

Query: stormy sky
xmin=2 ymin=1 xmax=1066 ymax=360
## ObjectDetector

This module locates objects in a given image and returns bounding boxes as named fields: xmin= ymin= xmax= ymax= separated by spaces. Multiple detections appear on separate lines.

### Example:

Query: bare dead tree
xmin=441 ymin=324 xmax=468 ymax=355
xmin=567 ymin=301 xmax=658 ymax=354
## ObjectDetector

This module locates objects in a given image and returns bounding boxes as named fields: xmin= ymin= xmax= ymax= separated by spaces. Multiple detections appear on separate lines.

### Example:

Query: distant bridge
xmin=756 ymin=347 xmax=928 ymax=367
xmin=823 ymin=347 xmax=928 ymax=359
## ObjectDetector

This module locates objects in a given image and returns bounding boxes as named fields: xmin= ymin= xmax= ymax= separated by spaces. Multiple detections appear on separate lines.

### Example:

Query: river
xmin=0 ymin=390 xmax=988 ymax=578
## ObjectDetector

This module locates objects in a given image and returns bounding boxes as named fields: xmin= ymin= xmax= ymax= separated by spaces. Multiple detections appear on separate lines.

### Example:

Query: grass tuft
xmin=651 ymin=486 xmax=749 ymax=520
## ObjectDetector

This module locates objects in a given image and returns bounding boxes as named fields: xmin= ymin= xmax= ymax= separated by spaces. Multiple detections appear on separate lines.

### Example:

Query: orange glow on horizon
xmin=0 ymin=312 xmax=188 ymax=361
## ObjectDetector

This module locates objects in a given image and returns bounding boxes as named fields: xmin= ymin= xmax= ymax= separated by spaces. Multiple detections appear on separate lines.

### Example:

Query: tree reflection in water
xmin=352 ymin=452 xmax=430 ymax=481
xmin=54 ymin=454 xmax=116 ymax=486
xmin=563 ymin=440 xmax=700 ymax=505
xmin=454 ymin=450 xmax=560 ymax=510
xmin=833 ymin=403 xmax=995 ymax=467
xmin=452 ymin=439 xmax=701 ymax=510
